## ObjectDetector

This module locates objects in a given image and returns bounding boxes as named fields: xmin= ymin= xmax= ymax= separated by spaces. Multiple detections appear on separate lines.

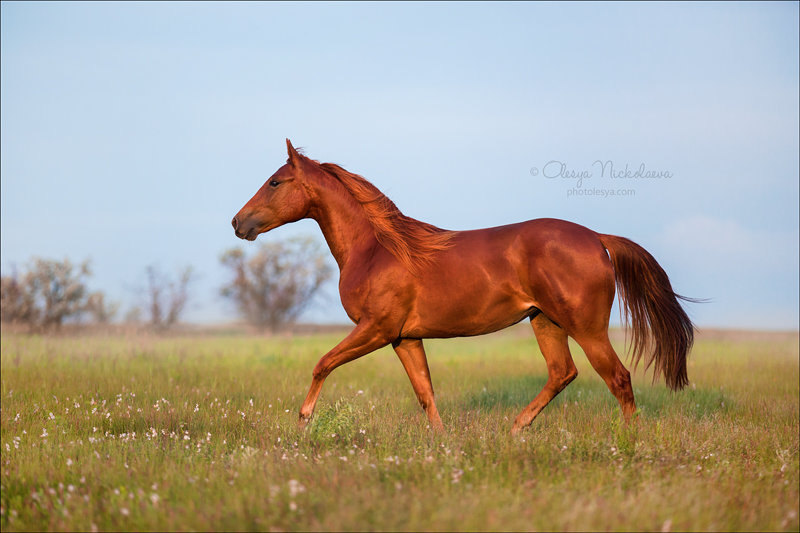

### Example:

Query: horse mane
xmin=312 ymin=160 xmax=455 ymax=273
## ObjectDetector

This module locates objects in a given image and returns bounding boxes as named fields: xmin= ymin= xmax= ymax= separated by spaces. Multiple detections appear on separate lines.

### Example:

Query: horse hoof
xmin=297 ymin=415 xmax=310 ymax=430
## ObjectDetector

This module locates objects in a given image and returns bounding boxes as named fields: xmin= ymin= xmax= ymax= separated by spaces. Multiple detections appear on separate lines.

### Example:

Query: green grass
xmin=1 ymin=326 xmax=798 ymax=531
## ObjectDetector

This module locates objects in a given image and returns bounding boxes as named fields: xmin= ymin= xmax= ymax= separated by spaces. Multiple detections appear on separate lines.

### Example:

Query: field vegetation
xmin=1 ymin=325 xmax=798 ymax=531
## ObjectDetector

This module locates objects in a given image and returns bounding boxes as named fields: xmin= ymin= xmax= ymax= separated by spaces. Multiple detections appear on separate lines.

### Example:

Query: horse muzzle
xmin=231 ymin=215 xmax=259 ymax=241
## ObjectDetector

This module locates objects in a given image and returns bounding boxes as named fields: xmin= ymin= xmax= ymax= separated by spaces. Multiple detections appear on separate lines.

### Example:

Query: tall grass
xmin=1 ymin=326 xmax=798 ymax=531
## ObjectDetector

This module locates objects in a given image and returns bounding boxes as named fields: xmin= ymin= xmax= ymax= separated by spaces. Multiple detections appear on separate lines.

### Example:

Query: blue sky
xmin=2 ymin=1 xmax=798 ymax=329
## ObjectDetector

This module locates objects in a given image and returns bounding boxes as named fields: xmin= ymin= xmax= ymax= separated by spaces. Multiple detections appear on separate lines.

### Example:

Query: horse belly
xmin=402 ymin=261 xmax=536 ymax=338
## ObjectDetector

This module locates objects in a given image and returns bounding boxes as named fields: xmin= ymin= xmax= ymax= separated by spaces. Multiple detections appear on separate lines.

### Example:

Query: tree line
xmin=0 ymin=236 xmax=333 ymax=332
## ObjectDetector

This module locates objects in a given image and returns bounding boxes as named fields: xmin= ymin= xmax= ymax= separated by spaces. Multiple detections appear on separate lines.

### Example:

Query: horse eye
xmin=269 ymin=180 xmax=280 ymax=188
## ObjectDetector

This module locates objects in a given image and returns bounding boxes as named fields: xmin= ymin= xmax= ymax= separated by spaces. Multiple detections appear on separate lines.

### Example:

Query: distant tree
xmin=84 ymin=291 xmax=119 ymax=324
xmin=0 ymin=258 xmax=97 ymax=330
xmin=28 ymin=258 xmax=93 ymax=329
xmin=143 ymin=265 xmax=193 ymax=330
xmin=0 ymin=269 xmax=37 ymax=325
xmin=220 ymin=236 xmax=333 ymax=331
xmin=123 ymin=306 xmax=143 ymax=325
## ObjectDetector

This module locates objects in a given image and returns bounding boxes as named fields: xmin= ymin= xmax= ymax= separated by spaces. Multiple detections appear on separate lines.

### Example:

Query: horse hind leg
xmin=573 ymin=332 xmax=637 ymax=422
xmin=511 ymin=313 xmax=578 ymax=434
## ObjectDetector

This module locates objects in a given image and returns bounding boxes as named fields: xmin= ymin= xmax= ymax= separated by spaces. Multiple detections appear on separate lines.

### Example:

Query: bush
xmin=308 ymin=399 xmax=359 ymax=442
xmin=142 ymin=265 xmax=193 ymax=330
xmin=0 ymin=270 xmax=37 ymax=325
xmin=220 ymin=236 xmax=333 ymax=331
xmin=1 ymin=258 xmax=98 ymax=330
xmin=0 ymin=257 xmax=120 ymax=330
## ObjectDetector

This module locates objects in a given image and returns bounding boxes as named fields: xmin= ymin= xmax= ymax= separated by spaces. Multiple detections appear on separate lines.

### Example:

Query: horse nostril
xmin=231 ymin=217 xmax=239 ymax=230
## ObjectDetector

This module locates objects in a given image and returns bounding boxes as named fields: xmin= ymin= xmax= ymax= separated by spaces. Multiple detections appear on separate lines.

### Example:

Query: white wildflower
xmin=288 ymin=479 xmax=306 ymax=497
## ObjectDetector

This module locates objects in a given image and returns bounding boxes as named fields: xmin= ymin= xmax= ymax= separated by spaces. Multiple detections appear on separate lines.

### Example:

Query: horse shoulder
xmin=338 ymin=253 xmax=415 ymax=333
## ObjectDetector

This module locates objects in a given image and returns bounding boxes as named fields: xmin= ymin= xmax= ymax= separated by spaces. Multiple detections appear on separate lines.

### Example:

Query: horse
xmin=232 ymin=139 xmax=696 ymax=433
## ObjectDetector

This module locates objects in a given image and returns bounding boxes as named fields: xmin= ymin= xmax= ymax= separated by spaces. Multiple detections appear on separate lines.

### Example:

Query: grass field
xmin=1 ymin=325 xmax=798 ymax=532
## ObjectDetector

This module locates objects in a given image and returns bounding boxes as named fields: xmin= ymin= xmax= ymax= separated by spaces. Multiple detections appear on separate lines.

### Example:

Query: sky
xmin=2 ymin=1 xmax=798 ymax=330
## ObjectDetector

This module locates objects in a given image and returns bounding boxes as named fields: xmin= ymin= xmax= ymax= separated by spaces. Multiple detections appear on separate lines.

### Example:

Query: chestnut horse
xmin=232 ymin=140 xmax=695 ymax=433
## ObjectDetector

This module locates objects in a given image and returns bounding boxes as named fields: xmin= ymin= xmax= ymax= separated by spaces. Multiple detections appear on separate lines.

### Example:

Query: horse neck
xmin=307 ymin=173 xmax=378 ymax=271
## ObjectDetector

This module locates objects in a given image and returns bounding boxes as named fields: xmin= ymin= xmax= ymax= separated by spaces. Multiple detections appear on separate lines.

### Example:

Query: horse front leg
xmin=298 ymin=322 xmax=391 ymax=428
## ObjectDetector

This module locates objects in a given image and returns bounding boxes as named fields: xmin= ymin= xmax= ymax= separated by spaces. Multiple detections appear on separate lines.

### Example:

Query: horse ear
xmin=286 ymin=138 xmax=300 ymax=167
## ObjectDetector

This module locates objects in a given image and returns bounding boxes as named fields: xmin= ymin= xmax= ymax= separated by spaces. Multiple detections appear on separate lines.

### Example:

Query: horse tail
xmin=598 ymin=234 xmax=697 ymax=391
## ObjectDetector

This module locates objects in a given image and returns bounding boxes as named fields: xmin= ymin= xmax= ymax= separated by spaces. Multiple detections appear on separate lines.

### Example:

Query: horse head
xmin=231 ymin=139 xmax=314 ymax=241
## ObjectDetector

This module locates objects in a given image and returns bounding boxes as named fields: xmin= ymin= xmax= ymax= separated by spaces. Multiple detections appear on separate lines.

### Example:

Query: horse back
xmin=399 ymin=218 xmax=614 ymax=338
